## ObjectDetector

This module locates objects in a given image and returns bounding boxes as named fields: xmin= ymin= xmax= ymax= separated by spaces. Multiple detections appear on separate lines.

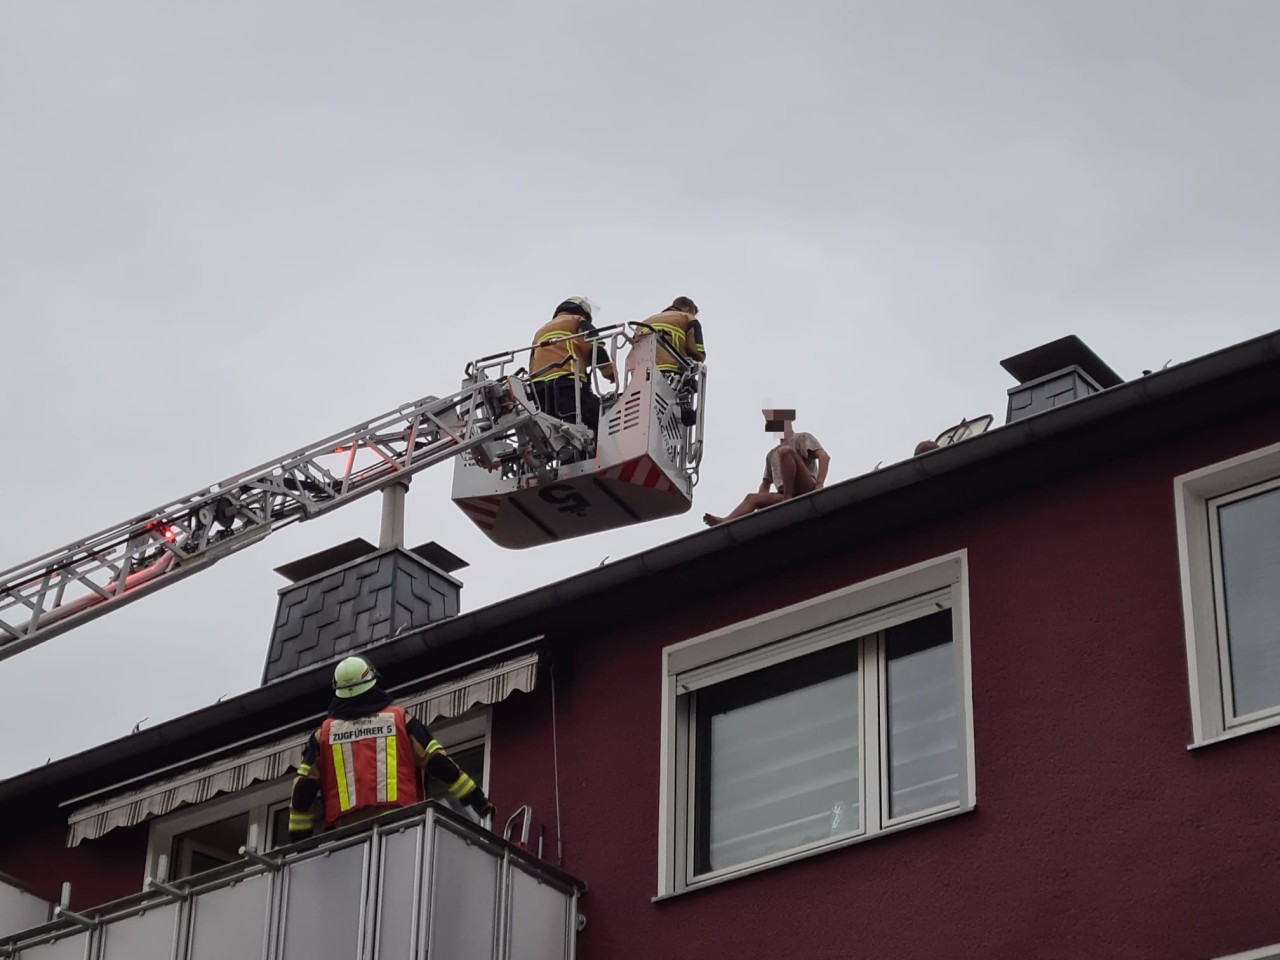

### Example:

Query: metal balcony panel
xmin=2 ymin=805 xmax=582 ymax=960
xmin=99 ymin=902 xmax=180 ymax=960
xmin=373 ymin=823 xmax=424 ymax=960
xmin=186 ymin=874 xmax=272 ymax=960
xmin=277 ymin=843 xmax=369 ymax=960
xmin=506 ymin=865 xmax=571 ymax=960
xmin=427 ymin=824 xmax=500 ymax=960
xmin=15 ymin=935 xmax=88 ymax=960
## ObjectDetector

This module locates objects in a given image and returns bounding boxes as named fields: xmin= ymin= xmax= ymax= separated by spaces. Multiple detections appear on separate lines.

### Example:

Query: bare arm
xmin=813 ymin=449 xmax=830 ymax=489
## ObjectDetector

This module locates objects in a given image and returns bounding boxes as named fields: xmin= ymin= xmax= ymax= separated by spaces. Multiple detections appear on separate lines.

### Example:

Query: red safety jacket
xmin=317 ymin=707 xmax=421 ymax=828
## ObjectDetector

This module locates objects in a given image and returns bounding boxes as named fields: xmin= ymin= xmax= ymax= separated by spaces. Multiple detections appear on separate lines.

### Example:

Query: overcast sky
xmin=2 ymin=1 xmax=1278 ymax=780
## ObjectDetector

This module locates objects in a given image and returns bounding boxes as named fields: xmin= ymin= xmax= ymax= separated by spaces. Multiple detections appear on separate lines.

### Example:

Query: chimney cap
xmin=1000 ymin=335 xmax=1123 ymax=389
xmin=408 ymin=541 xmax=469 ymax=574
xmin=273 ymin=538 xmax=377 ymax=583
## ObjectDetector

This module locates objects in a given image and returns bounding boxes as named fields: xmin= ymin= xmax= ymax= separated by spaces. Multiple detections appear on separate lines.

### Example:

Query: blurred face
xmin=763 ymin=408 xmax=796 ymax=436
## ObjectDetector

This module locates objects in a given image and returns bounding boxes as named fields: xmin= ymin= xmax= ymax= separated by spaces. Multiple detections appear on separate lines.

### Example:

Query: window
xmin=147 ymin=780 xmax=294 ymax=881
xmin=1176 ymin=442 xmax=1280 ymax=746
xmin=173 ymin=811 xmax=252 ymax=877
xmin=146 ymin=712 xmax=489 ymax=882
xmin=658 ymin=552 xmax=974 ymax=896
xmin=1215 ymin=945 xmax=1280 ymax=960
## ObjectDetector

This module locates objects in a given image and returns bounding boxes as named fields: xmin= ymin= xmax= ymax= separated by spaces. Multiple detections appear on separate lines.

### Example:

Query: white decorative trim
xmin=657 ymin=551 xmax=973 ymax=897
xmin=1175 ymin=440 xmax=1280 ymax=746
xmin=653 ymin=805 xmax=974 ymax=902
xmin=1214 ymin=944 xmax=1280 ymax=960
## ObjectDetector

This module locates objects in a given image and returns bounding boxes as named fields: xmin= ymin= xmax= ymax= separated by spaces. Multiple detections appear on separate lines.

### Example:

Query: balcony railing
xmin=1 ymin=802 xmax=584 ymax=960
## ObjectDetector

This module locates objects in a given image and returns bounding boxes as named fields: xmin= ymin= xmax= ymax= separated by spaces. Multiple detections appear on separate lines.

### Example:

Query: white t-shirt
xmin=762 ymin=432 xmax=823 ymax=490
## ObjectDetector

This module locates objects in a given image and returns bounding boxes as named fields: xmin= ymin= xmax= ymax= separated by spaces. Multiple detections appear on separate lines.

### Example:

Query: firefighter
xmin=636 ymin=296 xmax=705 ymax=382
xmin=288 ymin=656 xmax=494 ymax=840
xmin=529 ymin=296 xmax=615 ymax=434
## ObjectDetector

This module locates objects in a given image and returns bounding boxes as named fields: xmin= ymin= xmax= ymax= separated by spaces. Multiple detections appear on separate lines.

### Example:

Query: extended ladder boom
xmin=0 ymin=375 xmax=560 ymax=663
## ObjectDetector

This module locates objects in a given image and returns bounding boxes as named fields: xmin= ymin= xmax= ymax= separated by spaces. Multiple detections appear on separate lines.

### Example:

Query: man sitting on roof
xmin=703 ymin=409 xmax=830 ymax=527
xmin=288 ymin=656 xmax=494 ymax=840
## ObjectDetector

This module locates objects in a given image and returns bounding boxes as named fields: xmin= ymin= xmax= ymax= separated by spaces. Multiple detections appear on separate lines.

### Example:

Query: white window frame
xmin=146 ymin=778 xmax=291 ymax=882
xmin=1215 ymin=945 xmax=1280 ymax=960
xmin=657 ymin=551 xmax=975 ymax=897
xmin=144 ymin=710 xmax=491 ymax=883
xmin=1175 ymin=440 xmax=1280 ymax=747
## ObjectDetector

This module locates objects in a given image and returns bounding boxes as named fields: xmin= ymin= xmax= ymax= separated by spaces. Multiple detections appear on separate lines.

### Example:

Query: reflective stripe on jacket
xmin=317 ymin=706 xmax=421 ymax=828
xmin=639 ymin=310 xmax=704 ymax=372
xmin=531 ymin=313 xmax=614 ymax=383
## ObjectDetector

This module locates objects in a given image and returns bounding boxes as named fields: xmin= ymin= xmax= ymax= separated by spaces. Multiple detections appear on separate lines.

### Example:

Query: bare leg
xmin=704 ymin=491 xmax=787 ymax=526
xmin=776 ymin=446 xmax=816 ymax=498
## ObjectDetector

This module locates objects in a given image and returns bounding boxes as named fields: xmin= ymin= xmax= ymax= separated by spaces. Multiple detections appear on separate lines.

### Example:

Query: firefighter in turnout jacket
xmin=636 ymin=296 xmax=705 ymax=380
xmin=288 ymin=656 xmax=494 ymax=840
xmin=529 ymin=296 xmax=615 ymax=434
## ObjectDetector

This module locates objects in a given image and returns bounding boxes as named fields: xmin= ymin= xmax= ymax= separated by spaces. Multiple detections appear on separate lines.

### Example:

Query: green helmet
xmin=332 ymin=656 xmax=377 ymax=699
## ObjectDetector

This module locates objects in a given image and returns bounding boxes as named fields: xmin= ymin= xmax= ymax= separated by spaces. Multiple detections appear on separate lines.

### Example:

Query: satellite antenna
xmin=935 ymin=414 xmax=994 ymax=447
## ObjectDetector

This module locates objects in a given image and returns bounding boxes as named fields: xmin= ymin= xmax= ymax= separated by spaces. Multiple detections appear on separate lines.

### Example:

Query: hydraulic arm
xmin=0 ymin=373 xmax=574 ymax=663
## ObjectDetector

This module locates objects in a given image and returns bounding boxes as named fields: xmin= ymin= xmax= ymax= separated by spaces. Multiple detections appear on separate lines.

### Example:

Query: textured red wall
xmin=0 ymin=812 xmax=147 ymax=910
xmin=492 ymin=408 xmax=1280 ymax=960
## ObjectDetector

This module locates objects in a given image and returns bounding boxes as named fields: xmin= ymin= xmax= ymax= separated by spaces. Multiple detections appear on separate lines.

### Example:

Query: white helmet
xmin=559 ymin=296 xmax=595 ymax=320
xmin=332 ymin=656 xmax=378 ymax=699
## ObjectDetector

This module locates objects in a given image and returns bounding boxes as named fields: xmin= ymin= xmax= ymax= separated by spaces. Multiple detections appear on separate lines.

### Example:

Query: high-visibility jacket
xmin=638 ymin=310 xmax=705 ymax=372
xmin=317 ymin=707 xmax=421 ymax=829
xmin=530 ymin=313 xmax=614 ymax=383
xmin=289 ymin=704 xmax=490 ymax=840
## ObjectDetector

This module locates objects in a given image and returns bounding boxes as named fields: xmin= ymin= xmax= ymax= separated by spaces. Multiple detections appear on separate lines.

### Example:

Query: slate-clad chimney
xmin=261 ymin=537 xmax=467 ymax=685
xmin=1000 ymin=335 xmax=1124 ymax=424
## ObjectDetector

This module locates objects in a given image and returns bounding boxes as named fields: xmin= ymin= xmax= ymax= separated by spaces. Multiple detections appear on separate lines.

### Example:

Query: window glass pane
xmin=886 ymin=611 xmax=960 ymax=820
xmin=696 ymin=645 xmax=859 ymax=875
xmin=172 ymin=812 xmax=250 ymax=879
xmin=1217 ymin=486 xmax=1280 ymax=718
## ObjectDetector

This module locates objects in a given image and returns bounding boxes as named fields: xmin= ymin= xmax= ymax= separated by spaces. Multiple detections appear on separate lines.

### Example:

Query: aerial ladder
xmin=0 ymin=323 xmax=706 ymax=663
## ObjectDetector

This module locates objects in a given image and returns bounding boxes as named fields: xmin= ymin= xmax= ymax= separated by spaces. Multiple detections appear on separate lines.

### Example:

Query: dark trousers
xmin=533 ymin=377 xmax=601 ymax=434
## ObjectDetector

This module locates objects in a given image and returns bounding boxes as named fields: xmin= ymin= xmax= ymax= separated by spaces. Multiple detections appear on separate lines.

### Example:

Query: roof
xmin=4 ymin=328 xmax=1280 ymax=812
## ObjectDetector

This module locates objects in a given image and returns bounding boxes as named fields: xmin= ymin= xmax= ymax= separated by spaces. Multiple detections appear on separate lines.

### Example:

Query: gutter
xmin=3 ymin=328 xmax=1279 ymax=807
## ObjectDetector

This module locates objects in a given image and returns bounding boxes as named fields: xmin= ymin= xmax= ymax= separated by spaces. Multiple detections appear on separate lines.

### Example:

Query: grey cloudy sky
xmin=2 ymin=1 xmax=1278 ymax=778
